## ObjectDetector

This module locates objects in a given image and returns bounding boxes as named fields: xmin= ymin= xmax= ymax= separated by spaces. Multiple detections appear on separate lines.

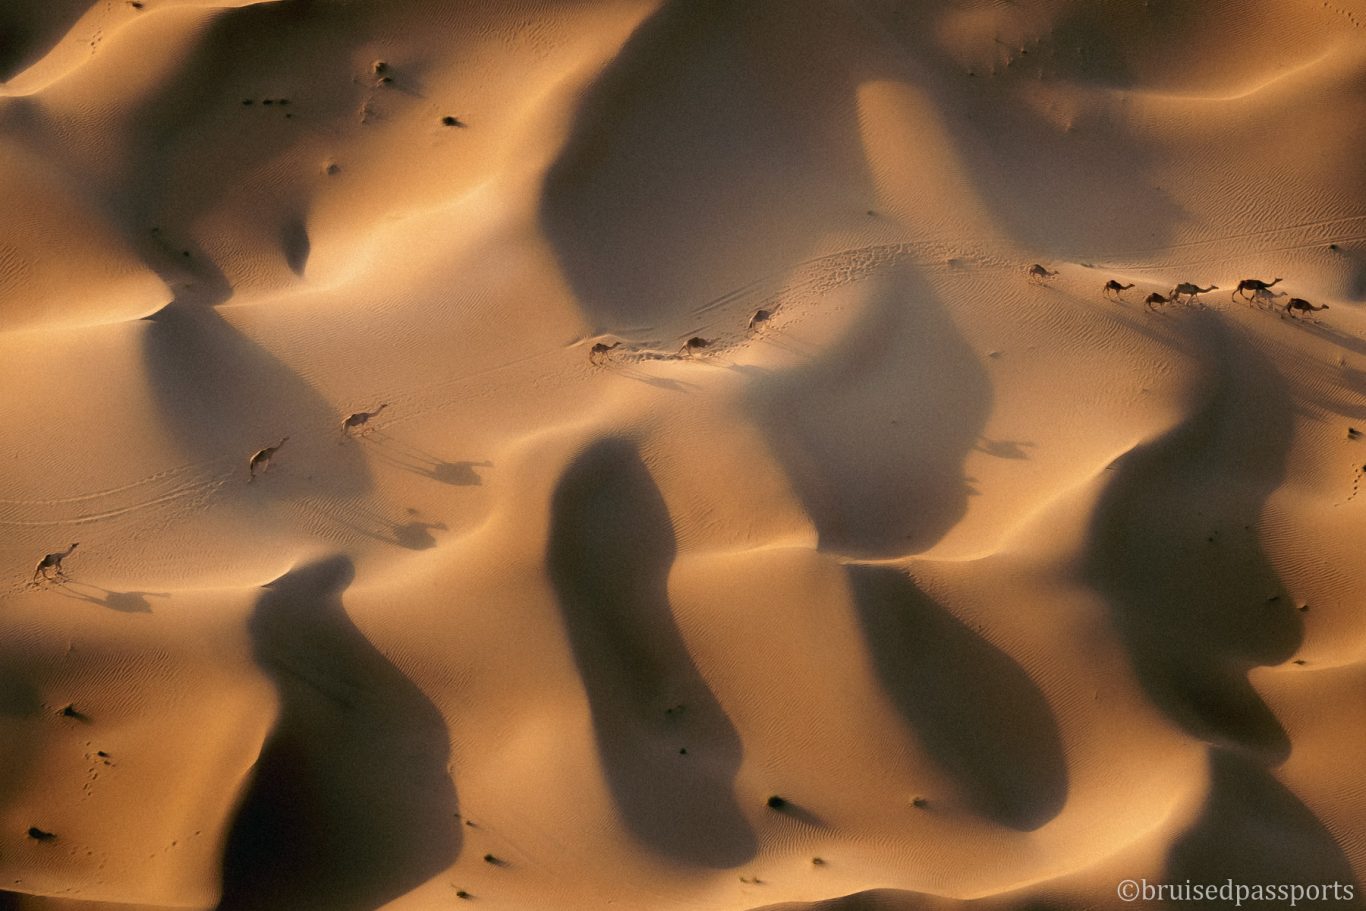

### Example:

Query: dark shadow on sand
xmin=282 ymin=217 xmax=310 ymax=276
xmin=858 ymin=3 xmax=1187 ymax=257
xmin=0 ymin=663 xmax=43 ymax=811
xmin=392 ymin=520 xmax=446 ymax=550
xmin=0 ymin=2 xmax=92 ymax=82
xmin=539 ymin=0 xmax=880 ymax=329
xmin=1082 ymin=314 xmax=1301 ymax=759
xmin=218 ymin=556 xmax=459 ymax=911
xmin=540 ymin=3 xmax=1187 ymax=338
xmin=546 ymin=438 xmax=755 ymax=868
xmin=286 ymin=498 xmax=448 ymax=551
xmin=55 ymin=583 xmax=165 ymax=613
xmin=1166 ymin=747 xmax=1359 ymax=909
xmin=766 ymin=797 xmax=828 ymax=830
xmin=847 ymin=565 xmax=1067 ymax=831
xmin=746 ymin=267 xmax=990 ymax=556
xmin=107 ymin=0 xmax=383 ymax=275
xmin=364 ymin=433 xmax=491 ymax=487
xmin=140 ymin=302 xmax=370 ymax=495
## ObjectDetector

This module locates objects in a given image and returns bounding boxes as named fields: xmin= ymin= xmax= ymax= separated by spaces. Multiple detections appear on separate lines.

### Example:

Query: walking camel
xmin=341 ymin=404 xmax=388 ymax=436
xmin=1233 ymin=277 xmax=1281 ymax=301
xmin=588 ymin=341 xmax=621 ymax=364
xmin=1145 ymin=292 xmax=1172 ymax=310
xmin=248 ymin=437 xmax=288 ymax=482
xmin=1285 ymin=298 xmax=1329 ymax=319
xmin=1170 ymin=282 xmax=1218 ymax=305
xmin=1027 ymin=264 xmax=1058 ymax=282
xmin=679 ymin=337 xmax=712 ymax=357
xmin=33 ymin=544 xmax=79 ymax=583
xmin=1103 ymin=280 xmax=1134 ymax=299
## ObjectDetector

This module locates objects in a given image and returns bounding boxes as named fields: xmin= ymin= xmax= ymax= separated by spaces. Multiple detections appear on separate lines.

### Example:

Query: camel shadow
xmin=392 ymin=520 xmax=447 ymax=551
xmin=365 ymin=434 xmax=490 ymax=487
xmin=1285 ymin=315 xmax=1366 ymax=361
xmin=298 ymin=499 xmax=449 ymax=551
xmin=766 ymin=797 xmax=828 ymax=830
xmin=56 ymin=583 xmax=166 ymax=614
xmin=615 ymin=367 xmax=702 ymax=392
xmin=1082 ymin=314 xmax=1301 ymax=759
xmin=846 ymin=565 xmax=1067 ymax=831
xmin=218 ymin=555 xmax=459 ymax=911
xmin=546 ymin=438 xmax=755 ymax=868
xmin=975 ymin=438 xmax=1036 ymax=460
xmin=425 ymin=463 xmax=487 ymax=486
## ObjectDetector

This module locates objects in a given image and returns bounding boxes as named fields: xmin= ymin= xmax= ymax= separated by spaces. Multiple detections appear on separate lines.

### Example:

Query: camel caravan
xmin=1025 ymin=264 xmax=1328 ymax=320
xmin=24 ymin=259 xmax=1335 ymax=587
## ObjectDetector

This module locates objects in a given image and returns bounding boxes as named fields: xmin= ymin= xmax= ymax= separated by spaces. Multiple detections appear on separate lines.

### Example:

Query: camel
xmin=33 ymin=544 xmax=78 ymax=583
xmin=1285 ymin=297 xmax=1329 ymax=319
xmin=748 ymin=308 xmax=772 ymax=329
xmin=1233 ymin=277 xmax=1281 ymax=301
xmin=679 ymin=336 xmax=712 ymax=357
xmin=248 ymin=437 xmax=288 ymax=482
xmin=1103 ymin=280 xmax=1134 ymax=299
xmin=1145 ymin=292 xmax=1172 ymax=310
xmin=342 ymin=403 xmax=388 ymax=436
xmin=588 ymin=341 xmax=621 ymax=364
xmin=1170 ymin=282 xmax=1218 ymax=304
xmin=1027 ymin=264 xmax=1058 ymax=282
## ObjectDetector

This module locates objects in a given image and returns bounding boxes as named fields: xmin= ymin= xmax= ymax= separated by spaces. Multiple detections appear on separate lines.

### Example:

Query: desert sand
xmin=2 ymin=1 xmax=1366 ymax=908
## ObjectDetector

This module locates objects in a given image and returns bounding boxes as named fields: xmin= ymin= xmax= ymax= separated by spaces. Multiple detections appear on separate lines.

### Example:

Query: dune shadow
xmin=747 ymin=266 xmax=990 ymax=556
xmin=1082 ymin=314 xmax=1301 ymax=759
xmin=0 ymin=1 xmax=93 ymax=82
xmin=0 ymin=664 xmax=43 ymax=811
xmin=540 ymin=3 xmax=1187 ymax=327
xmin=539 ymin=0 xmax=878 ymax=328
xmin=860 ymin=4 xmax=1187 ymax=257
xmin=1339 ymin=245 xmax=1366 ymax=302
xmin=218 ymin=556 xmax=459 ymax=911
xmin=55 ymin=583 xmax=165 ymax=613
xmin=740 ymin=887 xmax=956 ymax=911
xmin=546 ymin=438 xmax=755 ymax=868
xmin=1166 ymin=748 xmax=1359 ymax=908
xmin=846 ymin=565 xmax=1067 ymax=830
xmin=105 ymin=0 xmax=378 ymax=259
xmin=140 ymin=302 xmax=370 ymax=494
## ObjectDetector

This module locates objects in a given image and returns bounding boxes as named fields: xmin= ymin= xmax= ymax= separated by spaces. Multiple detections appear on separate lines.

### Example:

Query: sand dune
xmin=3 ymin=1 xmax=1365 ymax=908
